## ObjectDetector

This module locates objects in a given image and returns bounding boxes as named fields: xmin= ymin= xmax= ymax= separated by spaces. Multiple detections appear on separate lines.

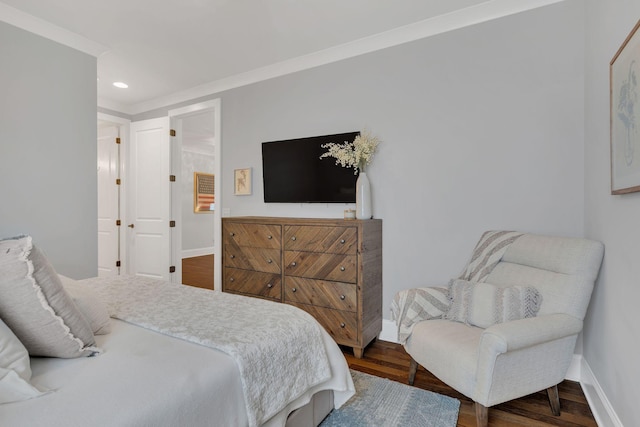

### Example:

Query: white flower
xmin=320 ymin=130 xmax=380 ymax=174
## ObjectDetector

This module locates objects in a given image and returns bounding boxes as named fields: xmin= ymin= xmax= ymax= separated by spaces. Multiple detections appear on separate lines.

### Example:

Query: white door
xmin=129 ymin=117 xmax=172 ymax=280
xmin=97 ymin=124 xmax=120 ymax=276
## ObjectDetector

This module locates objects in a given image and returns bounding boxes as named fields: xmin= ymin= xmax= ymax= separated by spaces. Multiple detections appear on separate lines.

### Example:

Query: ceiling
xmin=0 ymin=0 xmax=560 ymax=115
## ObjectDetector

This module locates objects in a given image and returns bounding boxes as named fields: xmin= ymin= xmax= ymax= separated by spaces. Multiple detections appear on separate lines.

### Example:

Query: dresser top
xmin=223 ymin=216 xmax=382 ymax=226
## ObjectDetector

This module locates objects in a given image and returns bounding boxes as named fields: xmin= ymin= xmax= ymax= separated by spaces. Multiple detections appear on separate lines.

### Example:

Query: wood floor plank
xmin=342 ymin=341 xmax=597 ymax=427
xmin=182 ymin=254 xmax=214 ymax=290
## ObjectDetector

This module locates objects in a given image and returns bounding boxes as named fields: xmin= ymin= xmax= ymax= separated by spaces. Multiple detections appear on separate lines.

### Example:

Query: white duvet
xmin=0 ymin=276 xmax=354 ymax=427
xmin=82 ymin=276 xmax=353 ymax=427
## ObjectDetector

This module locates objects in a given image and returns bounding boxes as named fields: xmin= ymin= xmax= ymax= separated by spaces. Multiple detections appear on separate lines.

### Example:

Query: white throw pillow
xmin=59 ymin=275 xmax=112 ymax=335
xmin=0 ymin=318 xmax=48 ymax=404
xmin=0 ymin=236 xmax=99 ymax=358
xmin=445 ymin=279 xmax=542 ymax=328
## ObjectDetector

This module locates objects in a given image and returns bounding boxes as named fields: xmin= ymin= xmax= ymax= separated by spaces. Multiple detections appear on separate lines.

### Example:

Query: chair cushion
xmin=445 ymin=279 xmax=541 ymax=328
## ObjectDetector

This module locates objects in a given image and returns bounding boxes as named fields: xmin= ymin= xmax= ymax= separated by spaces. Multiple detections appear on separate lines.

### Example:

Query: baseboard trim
xmin=181 ymin=247 xmax=214 ymax=259
xmin=379 ymin=319 xmax=623 ymax=426
xmin=379 ymin=319 xmax=399 ymax=343
xmin=580 ymin=359 xmax=624 ymax=427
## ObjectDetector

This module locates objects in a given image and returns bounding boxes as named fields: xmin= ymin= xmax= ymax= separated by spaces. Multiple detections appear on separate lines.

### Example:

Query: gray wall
xmin=0 ymin=22 xmax=97 ymax=278
xmin=584 ymin=1 xmax=640 ymax=426
xmin=135 ymin=1 xmax=586 ymax=319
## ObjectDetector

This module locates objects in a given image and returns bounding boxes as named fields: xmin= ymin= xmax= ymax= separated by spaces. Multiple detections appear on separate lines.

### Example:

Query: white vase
xmin=356 ymin=172 xmax=372 ymax=219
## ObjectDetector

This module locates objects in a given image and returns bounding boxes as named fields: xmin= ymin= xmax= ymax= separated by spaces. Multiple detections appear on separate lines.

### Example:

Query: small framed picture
xmin=234 ymin=168 xmax=252 ymax=195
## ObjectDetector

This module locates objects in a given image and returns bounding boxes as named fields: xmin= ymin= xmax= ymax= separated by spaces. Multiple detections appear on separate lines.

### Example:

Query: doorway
xmin=169 ymin=100 xmax=222 ymax=290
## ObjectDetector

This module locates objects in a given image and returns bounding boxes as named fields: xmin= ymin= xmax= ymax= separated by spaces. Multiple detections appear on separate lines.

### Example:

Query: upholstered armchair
xmin=394 ymin=231 xmax=604 ymax=427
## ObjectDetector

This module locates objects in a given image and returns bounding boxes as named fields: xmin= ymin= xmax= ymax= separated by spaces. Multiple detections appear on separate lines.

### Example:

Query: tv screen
xmin=262 ymin=132 xmax=359 ymax=203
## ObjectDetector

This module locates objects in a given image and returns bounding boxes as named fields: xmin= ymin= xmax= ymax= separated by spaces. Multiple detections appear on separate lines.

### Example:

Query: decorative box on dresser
xmin=222 ymin=216 xmax=382 ymax=358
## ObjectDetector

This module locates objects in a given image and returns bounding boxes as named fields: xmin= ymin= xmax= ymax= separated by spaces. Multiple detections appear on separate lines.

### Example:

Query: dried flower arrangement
xmin=320 ymin=130 xmax=381 ymax=174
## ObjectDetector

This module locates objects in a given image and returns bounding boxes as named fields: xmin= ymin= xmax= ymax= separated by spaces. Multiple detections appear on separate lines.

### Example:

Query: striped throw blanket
xmin=458 ymin=230 xmax=524 ymax=283
xmin=392 ymin=231 xmax=523 ymax=343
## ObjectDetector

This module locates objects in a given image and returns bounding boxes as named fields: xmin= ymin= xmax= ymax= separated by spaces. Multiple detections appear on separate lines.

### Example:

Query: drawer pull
xmin=229 ymin=278 xmax=235 ymax=282
xmin=292 ymin=288 xmax=297 ymax=292
xmin=267 ymin=235 xmax=273 ymax=239
xmin=267 ymin=259 xmax=273 ymax=264
xmin=291 ymin=236 xmax=297 ymax=241
xmin=340 ymin=323 xmax=346 ymax=328
xmin=267 ymin=283 xmax=273 ymax=288
xmin=340 ymin=294 xmax=346 ymax=300
xmin=340 ymin=239 xmax=346 ymax=244
xmin=230 ymin=254 xmax=235 ymax=259
xmin=230 ymin=232 xmax=235 ymax=236
xmin=340 ymin=266 xmax=346 ymax=271
xmin=291 ymin=262 xmax=297 ymax=267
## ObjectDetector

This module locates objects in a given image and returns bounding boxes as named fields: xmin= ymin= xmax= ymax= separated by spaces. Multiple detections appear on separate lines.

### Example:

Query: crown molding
xmin=0 ymin=2 xmax=108 ymax=57
xmin=125 ymin=0 xmax=565 ymax=115
xmin=97 ymin=96 xmax=131 ymax=115
xmin=2 ymin=0 xmax=565 ymax=115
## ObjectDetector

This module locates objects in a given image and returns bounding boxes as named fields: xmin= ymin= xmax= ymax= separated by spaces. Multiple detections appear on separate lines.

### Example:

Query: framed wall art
xmin=194 ymin=172 xmax=215 ymax=213
xmin=234 ymin=168 xmax=252 ymax=195
xmin=611 ymin=18 xmax=640 ymax=194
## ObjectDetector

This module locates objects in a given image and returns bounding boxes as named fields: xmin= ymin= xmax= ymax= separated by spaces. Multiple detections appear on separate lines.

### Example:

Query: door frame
xmin=97 ymin=112 xmax=130 ymax=274
xmin=168 ymin=99 xmax=222 ymax=288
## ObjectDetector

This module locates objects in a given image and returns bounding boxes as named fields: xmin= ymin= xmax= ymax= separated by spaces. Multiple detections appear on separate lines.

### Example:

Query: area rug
xmin=320 ymin=370 xmax=460 ymax=427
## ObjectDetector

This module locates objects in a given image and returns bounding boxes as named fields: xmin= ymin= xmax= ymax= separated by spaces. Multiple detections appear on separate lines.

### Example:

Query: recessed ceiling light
xmin=113 ymin=82 xmax=128 ymax=89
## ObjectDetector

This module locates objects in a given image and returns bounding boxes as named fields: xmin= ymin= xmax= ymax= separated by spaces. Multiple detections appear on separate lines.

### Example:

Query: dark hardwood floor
xmin=181 ymin=254 xmax=214 ymax=290
xmin=343 ymin=340 xmax=597 ymax=427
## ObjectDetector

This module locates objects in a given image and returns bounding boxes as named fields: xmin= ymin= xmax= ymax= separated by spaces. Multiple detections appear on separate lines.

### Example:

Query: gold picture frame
xmin=194 ymin=172 xmax=215 ymax=213
xmin=234 ymin=168 xmax=252 ymax=195
xmin=610 ymin=18 xmax=640 ymax=194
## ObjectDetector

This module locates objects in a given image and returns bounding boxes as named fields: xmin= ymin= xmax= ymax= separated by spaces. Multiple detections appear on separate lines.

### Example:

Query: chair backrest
xmin=484 ymin=233 xmax=604 ymax=320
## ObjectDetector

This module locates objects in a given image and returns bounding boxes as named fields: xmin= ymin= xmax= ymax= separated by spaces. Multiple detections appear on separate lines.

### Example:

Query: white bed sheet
xmin=0 ymin=319 xmax=353 ymax=427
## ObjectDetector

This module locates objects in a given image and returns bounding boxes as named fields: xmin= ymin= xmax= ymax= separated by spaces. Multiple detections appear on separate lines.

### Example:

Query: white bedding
xmin=1 ymin=320 xmax=248 ymax=427
xmin=0 ymin=279 xmax=355 ymax=427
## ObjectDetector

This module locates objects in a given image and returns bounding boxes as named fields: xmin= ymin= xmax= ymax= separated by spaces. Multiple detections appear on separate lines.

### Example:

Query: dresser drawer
xmin=224 ymin=223 xmax=281 ymax=249
xmin=288 ymin=303 xmax=358 ymax=343
xmin=224 ymin=247 xmax=281 ymax=273
xmin=284 ymin=277 xmax=356 ymax=312
xmin=223 ymin=268 xmax=281 ymax=300
xmin=284 ymin=251 xmax=356 ymax=283
xmin=284 ymin=226 xmax=357 ymax=254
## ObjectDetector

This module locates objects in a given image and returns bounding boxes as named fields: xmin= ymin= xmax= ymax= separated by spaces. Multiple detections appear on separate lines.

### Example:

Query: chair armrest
xmin=480 ymin=313 xmax=583 ymax=353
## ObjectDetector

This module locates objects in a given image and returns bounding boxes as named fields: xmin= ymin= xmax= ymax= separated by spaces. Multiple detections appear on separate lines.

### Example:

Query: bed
xmin=0 ymin=236 xmax=355 ymax=427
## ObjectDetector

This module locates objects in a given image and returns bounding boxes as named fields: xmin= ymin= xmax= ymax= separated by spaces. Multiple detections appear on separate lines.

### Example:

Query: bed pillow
xmin=0 ymin=236 xmax=99 ymax=358
xmin=445 ymin=279 xmax=542 ymax=328
xmin=0 ymin=318 xmax=48 ymax=403
xmin=59 ymin=275 xmax=112 ymax=335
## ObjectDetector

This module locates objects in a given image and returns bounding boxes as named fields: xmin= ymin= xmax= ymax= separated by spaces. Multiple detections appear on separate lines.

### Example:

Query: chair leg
xmin=475 ymin=402 xmax=488 ymax=427
xmin=408 ymin=358 xmax=418 ymax=385
xmin=547 ymin=384 xmax=561 ymax=416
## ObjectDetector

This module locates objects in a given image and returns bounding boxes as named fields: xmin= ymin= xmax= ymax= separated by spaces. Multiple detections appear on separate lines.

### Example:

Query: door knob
xmin=128 ymin=224 xmax=135 ymax=228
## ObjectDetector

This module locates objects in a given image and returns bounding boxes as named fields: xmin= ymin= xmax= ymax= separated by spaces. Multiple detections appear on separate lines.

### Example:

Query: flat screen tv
xmin=262 ymin=132 xmax=359 ymax=203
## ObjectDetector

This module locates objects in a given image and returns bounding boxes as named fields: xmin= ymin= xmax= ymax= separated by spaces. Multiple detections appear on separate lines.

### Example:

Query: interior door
xmin=129 ymin=117 xmax=172 ymax=280
xmin=97 ymin=124 xmax=120 ymax=276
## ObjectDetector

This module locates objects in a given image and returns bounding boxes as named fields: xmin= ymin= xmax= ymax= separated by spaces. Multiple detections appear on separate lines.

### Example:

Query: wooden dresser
xmin=222 ymin=216 xmax=382 ymax=358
